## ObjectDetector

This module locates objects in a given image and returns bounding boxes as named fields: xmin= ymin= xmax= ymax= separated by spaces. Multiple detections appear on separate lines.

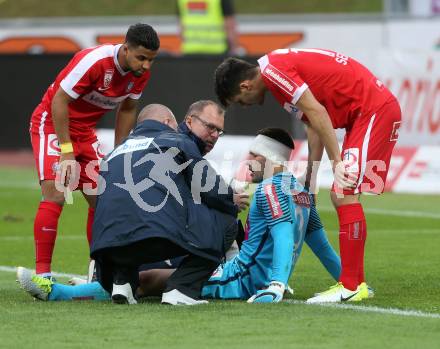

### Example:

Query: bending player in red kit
xmin=214 ymin=48 xmax=401 ymax=302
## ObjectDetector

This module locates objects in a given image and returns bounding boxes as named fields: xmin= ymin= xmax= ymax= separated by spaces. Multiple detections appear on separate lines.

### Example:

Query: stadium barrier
xmin=1 ymin=14 xmax=439 ymax=53
xmin=2 ymin=47 xmax=440 ymax=149
xmin=0 ymin=54 xmax=301 ymax=150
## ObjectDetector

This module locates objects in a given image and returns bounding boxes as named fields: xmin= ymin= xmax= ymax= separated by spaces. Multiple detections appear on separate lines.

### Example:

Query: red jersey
xmin=258 ymin=48 xmax=395 ymax=129
xmin=30 ymin=44 xmax=150 ymax=137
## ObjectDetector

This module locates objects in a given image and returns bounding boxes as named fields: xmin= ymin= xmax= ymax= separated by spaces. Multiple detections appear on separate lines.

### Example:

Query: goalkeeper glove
xmin=247 ymin=281 xmax=285 ymax=303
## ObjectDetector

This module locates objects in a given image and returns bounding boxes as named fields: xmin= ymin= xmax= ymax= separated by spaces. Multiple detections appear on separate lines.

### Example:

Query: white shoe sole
xmin=87 ymin=260 xmax=96 ymax=283
xmin=68 ymin=277 xmax=87 ymax=286
xmin=161 ymin=289 xmax=208 ymax=305
xmin=16 ymin=267 xmax=48 ymax=301
xmin=306 ymin=291 xmax=361 ymax=304
xmin=111 ymin=283 xmax=137 ymax=305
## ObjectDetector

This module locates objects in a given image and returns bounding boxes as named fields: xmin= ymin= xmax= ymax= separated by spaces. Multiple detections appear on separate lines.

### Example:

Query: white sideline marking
xmin=286 ymin=300 xmax=440 ymax=319
xmin=1 ymin=265 xmax=438 ymax=319
xmin=0 ymin=181 xmax=39 ymax=189
xmin=1 ymin=177 xmax=439 ymax=218
xmin=0 ymin=266 xmax=85 ymax=279
xmin=0 ymin=229 xmax=437 ymax=242
xmin=319 ymin=206 xmax=440 ymax=219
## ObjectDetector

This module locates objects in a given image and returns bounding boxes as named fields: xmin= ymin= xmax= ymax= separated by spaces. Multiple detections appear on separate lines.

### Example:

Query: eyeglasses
xmin=191 ymin=114 xmax=224 ymax=136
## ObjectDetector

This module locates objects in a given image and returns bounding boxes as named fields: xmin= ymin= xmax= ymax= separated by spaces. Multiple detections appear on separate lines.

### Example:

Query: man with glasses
xmin=178 ymin=99 xmax=225 ymax=155
xmin=191 ymin=114 xmax=224 ymax=136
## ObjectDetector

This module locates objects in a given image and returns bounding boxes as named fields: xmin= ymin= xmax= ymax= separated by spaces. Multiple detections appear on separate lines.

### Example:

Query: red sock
xmin=34 ymin=201 xmax=63 ymax=274
xmin=337 ymin=203 xmax=367 ymax=291
xmin=86 ymin=207 xmax=95 ymax=247
xmin=358 ymin=233 xmax=367 ymax=284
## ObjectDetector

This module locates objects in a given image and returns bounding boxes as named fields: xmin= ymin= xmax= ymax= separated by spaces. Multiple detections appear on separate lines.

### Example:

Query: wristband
xmin=60 ymin=142 xmax=74 ymax=154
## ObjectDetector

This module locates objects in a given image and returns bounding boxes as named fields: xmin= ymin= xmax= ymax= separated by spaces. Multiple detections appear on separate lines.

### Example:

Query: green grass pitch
xmin=0 ymin=166 xmax=439 ymax=348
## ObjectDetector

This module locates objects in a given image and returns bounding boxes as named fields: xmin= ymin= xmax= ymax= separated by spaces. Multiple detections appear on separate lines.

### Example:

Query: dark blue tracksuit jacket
xmin=90 ymin=120 xmax=237 ymax=263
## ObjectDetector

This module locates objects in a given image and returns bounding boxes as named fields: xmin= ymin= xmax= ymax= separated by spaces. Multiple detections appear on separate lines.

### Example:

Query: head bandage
xmin=249 ymin=134 xmax=292 ymax=165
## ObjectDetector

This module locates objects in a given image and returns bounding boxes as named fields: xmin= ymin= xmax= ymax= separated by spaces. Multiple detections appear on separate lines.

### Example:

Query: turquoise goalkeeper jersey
xmin=202 ymin=172 xmax=311 ymax=299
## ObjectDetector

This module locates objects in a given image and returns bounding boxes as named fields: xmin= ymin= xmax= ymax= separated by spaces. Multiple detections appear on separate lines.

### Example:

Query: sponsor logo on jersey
xmin=47 ymin=134 xmax=60 ymax=156
xmin=292 ymin=192 xmax=310 ymax=208
xmin=264 ymin=64 xmax=295 ymax=93
xmin=264 ymin=184 xmax=283 ymax=219
xmin=83 ymin=91 xmax=128 ymax=110
xmin=106 ymin=137 xmax=154 ymax=161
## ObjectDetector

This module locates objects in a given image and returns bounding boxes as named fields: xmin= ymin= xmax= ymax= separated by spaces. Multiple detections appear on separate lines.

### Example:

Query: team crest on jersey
xmin=390 ymin=121 xmax=401 ymax=142
xmin=126 ymin=81 xmax=134 ymax=93
xmin=264 ymin=184 xmax=283 ymax=219
xmin=100 ymin=69 xmax=114 ymax=91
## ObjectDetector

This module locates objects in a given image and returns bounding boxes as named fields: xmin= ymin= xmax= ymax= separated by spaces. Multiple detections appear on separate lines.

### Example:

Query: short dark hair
xmin=125 ymin=23 xmax=160 ymax=51
xmin=185 ymin=100 xmax=225 ymax=119
xmin=257 ymin=128 xmax=294 ymax=150
xmin=214 ymin=57 xmax=258 ymax=107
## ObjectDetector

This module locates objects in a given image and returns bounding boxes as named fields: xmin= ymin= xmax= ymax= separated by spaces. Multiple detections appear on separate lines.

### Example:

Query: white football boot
xmin=111 ymin=283 xmax=137 ymax=305
xmin=306 ymin=282 xmax=362 ymax=303
xmin=161 ymin=289 xmax=209 ymax=305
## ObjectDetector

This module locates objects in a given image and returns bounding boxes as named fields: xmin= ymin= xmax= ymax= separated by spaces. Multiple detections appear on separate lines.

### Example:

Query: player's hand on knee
xmin=247 ymin=281 xmax=285 ymax=303
xmin=334 ymin=161 xmax=358 ymax=190
xmin=56 ymin=153 xmax=78 ymax=189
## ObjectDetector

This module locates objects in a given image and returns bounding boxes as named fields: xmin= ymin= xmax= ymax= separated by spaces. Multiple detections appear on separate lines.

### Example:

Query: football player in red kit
xmin=214 ymin=48 xmax=401 ymax=302
xmin=29 ymin=23 xmax=160 ymax=277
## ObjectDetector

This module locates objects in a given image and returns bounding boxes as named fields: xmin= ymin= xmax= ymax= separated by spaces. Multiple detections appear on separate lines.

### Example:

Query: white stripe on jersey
xmin=355 ymin=114 xmax=376 ymax=194
xmin=129 ymin=92 xmax=142 ymax=100
xmin=291 ymin=83 xmax=308 ymax=105
xmin=257 ymin=55 xmax=270 ymax=70
xmin=60 ymin=45 xmax=116 ymax=99
xmin=38 ymin=111 xmax=48 ymax=180
xmin=112 ymin=44 xmax=127 ymax=76
xmin=290 ymin=48 xmax=336 ymax=57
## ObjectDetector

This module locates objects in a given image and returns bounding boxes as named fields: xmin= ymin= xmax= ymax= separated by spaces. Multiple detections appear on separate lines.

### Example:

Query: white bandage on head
xmin=248 ymin=134 xmax=292 ymax=165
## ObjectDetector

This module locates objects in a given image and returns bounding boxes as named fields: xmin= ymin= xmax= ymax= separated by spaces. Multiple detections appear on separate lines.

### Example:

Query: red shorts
xmin=30 ymin=130 xmax=105 ymax=191
xmin=332 ymin=98 xmax=402 ymax=195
